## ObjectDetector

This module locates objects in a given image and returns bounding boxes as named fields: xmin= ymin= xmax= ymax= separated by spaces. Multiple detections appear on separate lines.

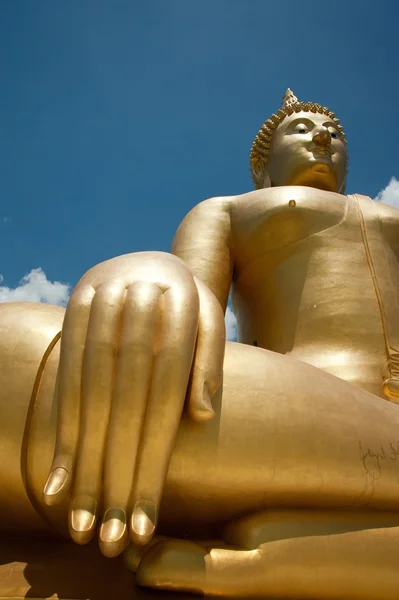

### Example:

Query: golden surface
xmin=250 ymin=88 xmax=347 ymax=188
xmin=1 ymin=90 xmax=399 ymax=598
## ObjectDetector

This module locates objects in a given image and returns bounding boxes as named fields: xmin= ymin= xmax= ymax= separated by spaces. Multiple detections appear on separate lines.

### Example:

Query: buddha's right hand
xmin=42 ymin=251 xmax=225 ymax=557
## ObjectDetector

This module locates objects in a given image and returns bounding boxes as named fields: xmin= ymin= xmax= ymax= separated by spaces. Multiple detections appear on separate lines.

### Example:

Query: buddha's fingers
xmin=99 ymin=282 xmax=162 ymax=558
xmin=136 ymin=529 xmax=399 ymax=599
xmin=129 ymin=284 xmax=200 ymax=546
xmin=43 ymin=285 xmax=96 ymax=506
xmin=68 ymin=281 xmax=126 ymax=545
xmin=188 ymin=277 xmax=225 ymax=422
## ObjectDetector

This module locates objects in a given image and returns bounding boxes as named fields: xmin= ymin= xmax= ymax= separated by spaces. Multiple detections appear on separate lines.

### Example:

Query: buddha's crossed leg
xmin=2 ymin=303 xmax=399 ymax=598
xmin=133 ymin=516 xmax=399 ymax=598
xmin=129 ymin=342 xmax=399 ymax=598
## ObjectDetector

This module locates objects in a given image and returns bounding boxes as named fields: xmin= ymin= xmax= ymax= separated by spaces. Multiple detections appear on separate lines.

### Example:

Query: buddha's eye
xmin=328 ymin=127 xmax=339 ymax=139
xmin=295 ymin=124 xmax=309 ymax=134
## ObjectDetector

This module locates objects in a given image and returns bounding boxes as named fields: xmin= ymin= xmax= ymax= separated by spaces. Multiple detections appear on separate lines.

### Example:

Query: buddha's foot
xmin=134 ymin=514 xmax=399 ymax=599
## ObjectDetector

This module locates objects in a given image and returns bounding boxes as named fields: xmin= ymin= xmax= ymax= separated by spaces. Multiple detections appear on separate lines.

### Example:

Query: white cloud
xmin=225 ymin=304 xmax=237 ymax=341
xmin=0 ymin=268 xmax=70 ymax=307
xmin=374 ymin=177 xmax=399 ymax=208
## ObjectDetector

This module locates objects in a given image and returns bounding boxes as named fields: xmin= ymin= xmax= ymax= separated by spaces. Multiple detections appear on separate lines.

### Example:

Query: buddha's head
xmin=250 ymin=89 xmax=348 ymax=194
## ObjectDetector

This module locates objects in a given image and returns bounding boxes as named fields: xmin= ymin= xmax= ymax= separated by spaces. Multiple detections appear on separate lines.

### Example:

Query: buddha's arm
xmin=172 ymin=196 xmax=234 ymax=312
xmin=39 ymin=250 xmax=227 ymax=557
xmin=0 ymin=198 xmax=233 ymax=552
xmin=39 ymin=197 xmax=234 ymax=557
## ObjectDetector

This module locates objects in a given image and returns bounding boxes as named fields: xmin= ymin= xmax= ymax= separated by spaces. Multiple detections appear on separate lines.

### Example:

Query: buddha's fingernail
xmin=43 ymin=467 xmax=68 ymax=502
xmin=70 ymin=495 xmax=97 ymax=533
xmin=132 ymin=501 xmax=156 ymax=542
xmin=100 ymin=508 xmax=127 ymax=544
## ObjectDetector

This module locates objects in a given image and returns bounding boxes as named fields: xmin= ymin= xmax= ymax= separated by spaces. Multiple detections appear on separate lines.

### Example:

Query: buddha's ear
xmin=339 ymin=177 xmax=347 ymax=195
xmin=251 ymin=160 xmax=271 ymax=189
xmin=262 ymin=167 xmax=272 ymax=189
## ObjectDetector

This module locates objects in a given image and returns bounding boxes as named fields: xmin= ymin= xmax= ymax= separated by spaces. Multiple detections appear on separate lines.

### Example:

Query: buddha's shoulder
xmin=374 ymin=198 xmax=399 ymax=223
xmin=354 ymin=194 xmax=399 ymax=240
xmin=181 ymin=195 xmax=234 ymax=221
xmin=372 ymin=198 xmax=399 ymax=244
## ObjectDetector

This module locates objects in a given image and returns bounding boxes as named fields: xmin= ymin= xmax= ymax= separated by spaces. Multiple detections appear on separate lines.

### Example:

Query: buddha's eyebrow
xmin=322 ymin=121 xmax=338 ymax=129
xmin=286 ymin=117 xmax=315 ymax=129
xmin=286 ymin=118 xmax=339 ymax=131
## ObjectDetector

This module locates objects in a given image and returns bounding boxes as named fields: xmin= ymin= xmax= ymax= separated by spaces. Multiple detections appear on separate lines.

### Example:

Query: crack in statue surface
xmin=359 ymin=440 xmax=399 ymax=481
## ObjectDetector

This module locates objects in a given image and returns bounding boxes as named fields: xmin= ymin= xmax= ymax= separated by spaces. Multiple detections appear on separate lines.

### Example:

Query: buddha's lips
xmin=312 ymin=163 xmax=331 ymax=174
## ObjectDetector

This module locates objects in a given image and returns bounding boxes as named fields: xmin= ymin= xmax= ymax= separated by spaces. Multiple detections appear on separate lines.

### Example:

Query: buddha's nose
xmin=312 ymin=128 xmax=331 ymax=146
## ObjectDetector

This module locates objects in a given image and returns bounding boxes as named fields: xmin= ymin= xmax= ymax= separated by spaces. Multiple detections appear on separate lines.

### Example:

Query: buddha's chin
xmin=312 ymin=163 xmax=330 ymax=174
xmin=290 ymin=164 xmax=338 ymax=192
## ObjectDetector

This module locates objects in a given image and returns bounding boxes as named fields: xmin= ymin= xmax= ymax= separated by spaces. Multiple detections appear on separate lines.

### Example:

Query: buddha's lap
xmin=1 ymin=305 xmax=399 ymax=596
xmin=2 ymin=302 xmax=399 ymax=528
xmin=163 ymin=343 xmax=399 ymax=521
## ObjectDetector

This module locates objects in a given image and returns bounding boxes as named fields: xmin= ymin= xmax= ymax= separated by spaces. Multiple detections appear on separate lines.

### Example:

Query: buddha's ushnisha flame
xmin=250 ymin=88 xmax=348 ymax=189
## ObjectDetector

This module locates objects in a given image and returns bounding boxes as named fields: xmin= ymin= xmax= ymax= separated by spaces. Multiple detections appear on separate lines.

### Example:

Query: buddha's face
xmin=266 ymin=111 xmax=347 ymax=193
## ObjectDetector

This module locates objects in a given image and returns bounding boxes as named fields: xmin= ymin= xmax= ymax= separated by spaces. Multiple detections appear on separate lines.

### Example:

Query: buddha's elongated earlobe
xmin=262 ymin=168 xmax=271 ymax=189
xmin=250 ymin=159 xmax=263 ymax=189
xmin=251 ymin=159 xmax=271 ymax=190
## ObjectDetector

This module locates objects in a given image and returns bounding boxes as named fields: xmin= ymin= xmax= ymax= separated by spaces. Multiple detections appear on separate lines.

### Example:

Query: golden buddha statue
xmin=0 ymin=89 xmax=399 ymax=599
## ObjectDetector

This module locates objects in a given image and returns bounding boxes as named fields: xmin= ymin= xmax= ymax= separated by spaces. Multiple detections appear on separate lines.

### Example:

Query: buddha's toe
xmin=136 ymin=539 xmax=206 ymax=594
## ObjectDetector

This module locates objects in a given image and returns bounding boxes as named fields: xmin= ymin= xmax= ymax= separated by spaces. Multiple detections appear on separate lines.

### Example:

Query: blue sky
xmin=1 ymin=0 xmax=399 ymax=331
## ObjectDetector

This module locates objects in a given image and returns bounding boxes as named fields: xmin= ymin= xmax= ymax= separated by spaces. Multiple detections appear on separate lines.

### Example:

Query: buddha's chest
xmin=232 ymin=188 xmax=399 ymax=276
xmin=231 ymin=189 xmax=399 ymax=396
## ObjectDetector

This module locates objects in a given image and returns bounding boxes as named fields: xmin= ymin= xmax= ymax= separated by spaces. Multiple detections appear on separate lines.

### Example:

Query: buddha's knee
xmin=0 ymin=303 xmax=64 ymax=535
